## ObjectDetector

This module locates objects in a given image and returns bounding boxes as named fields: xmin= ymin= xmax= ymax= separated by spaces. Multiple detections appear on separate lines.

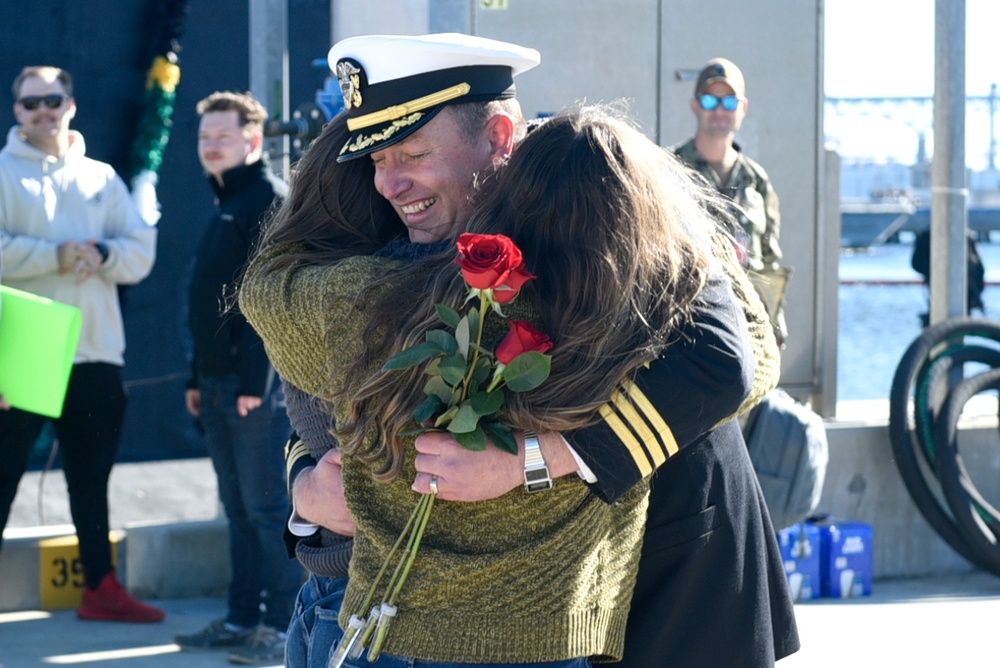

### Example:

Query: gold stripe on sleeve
xmin=599 ymin=401 xmax=654 ymax=477
xmin=609 ymin=389 xmax=668 ymax=468
xmin=624 ymin=381 xmax=680 ymax=458
xmin=284 ymin=438 xmax=311 ymax=480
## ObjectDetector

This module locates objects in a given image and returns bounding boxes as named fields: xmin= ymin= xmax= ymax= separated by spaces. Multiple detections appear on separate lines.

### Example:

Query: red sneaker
xmin=77 ymin=573 xmax=166 ymax=623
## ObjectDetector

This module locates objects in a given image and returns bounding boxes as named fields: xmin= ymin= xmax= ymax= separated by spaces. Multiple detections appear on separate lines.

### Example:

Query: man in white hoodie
xmin=0 ymin=66 xmax=162 ymax=622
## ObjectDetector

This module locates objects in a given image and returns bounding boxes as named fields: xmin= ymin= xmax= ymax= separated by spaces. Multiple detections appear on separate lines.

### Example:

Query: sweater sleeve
xmin=282 ymin=377 xmax=338 ymax=457
xmin=564 ymin=271 xmax=756 ymax=504
xmin=239 ymin=246 xmax=401 ymax=400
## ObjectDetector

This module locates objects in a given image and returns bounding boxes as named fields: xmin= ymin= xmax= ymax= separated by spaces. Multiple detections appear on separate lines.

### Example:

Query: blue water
xmin=837 ymin=242 xmax=1000 ymax=401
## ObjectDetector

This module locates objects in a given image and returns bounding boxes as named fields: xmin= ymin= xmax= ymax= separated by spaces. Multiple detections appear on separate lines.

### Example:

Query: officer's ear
xmin=485 ymin=112 xmax=515 ymax=167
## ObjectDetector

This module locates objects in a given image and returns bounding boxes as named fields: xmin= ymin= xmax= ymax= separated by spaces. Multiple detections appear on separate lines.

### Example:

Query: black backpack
xmin=743 ymin=388 xmax=829 ymax=531
xmin=911 ymin=228 xmax=985 ymax=313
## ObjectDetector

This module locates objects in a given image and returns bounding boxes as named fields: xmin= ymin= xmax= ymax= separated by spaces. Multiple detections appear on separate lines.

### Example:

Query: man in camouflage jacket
xmin=673 ymin=57 xmax=789 ymax=345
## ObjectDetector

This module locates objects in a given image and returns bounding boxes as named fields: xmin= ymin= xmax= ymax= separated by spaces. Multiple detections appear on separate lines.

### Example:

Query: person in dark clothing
xmin=175 ymin=90 xmax=302 ymax=665
xmin=911 ymin=227 xmax=985 ymax=326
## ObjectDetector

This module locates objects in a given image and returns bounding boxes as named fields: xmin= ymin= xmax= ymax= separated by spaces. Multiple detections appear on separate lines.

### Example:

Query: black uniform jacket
xmin=567 ymin=273 xmax=799 ymax=667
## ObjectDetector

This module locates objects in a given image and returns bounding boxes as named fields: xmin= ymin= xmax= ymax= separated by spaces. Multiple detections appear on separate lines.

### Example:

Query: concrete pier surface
xmin=4 ymin=436 xmax=1000 ymax=667
xmin=5 ymin=457 xmax=220 ymax=531
xmin=1 ymin=572 xmax=998 ymax=667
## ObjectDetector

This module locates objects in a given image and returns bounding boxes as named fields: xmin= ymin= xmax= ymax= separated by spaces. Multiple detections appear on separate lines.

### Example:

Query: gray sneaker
xmin=228 ymin=625 xmax=287 ymax=665
xmin=175 ymin=619 xmax=253 ymax=650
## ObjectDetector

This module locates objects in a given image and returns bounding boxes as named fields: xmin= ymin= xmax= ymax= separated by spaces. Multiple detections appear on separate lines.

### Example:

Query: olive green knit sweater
xmin=240 ymin=246 xmax=649 ymax=663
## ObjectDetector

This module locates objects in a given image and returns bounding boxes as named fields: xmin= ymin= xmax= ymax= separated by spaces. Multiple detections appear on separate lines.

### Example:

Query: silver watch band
xmin=523 ymin=430 xmax=553 ymax=492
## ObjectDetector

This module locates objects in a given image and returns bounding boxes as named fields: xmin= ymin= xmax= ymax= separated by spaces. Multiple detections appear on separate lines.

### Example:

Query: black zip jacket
xmin=187 ymin=159 xmax=287 ymax=396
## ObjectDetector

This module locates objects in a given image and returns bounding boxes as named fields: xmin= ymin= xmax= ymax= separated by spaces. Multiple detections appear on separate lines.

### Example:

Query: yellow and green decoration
xmin=129 ymin=0 xmax=189 ymax=225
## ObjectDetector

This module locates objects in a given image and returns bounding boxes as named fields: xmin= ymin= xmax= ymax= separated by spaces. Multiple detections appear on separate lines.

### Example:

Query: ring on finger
xmin=429 ymin=476 xmax=440 ymax=495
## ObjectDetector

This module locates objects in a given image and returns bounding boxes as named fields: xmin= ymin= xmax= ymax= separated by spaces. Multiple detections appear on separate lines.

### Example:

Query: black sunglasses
xmin=18 ymin=94 xmax=68 ymax=111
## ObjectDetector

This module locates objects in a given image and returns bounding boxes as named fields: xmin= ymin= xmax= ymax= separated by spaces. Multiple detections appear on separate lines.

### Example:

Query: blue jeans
xmin=198 ymin=374 xmax=302 ymax=630
xmin=286 ymin=574 xmax=349 ymax=668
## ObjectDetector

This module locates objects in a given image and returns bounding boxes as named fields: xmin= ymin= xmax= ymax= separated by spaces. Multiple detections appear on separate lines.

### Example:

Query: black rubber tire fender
xmin=933 ymin=366 xmax=1000 ymax=575
xmin=888 ymin=318 xmax=1000 ymax=572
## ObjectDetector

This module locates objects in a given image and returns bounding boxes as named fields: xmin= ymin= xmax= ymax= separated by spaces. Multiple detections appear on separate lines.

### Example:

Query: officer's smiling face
xmin=371 ymin=107 xmax=495 ymax=244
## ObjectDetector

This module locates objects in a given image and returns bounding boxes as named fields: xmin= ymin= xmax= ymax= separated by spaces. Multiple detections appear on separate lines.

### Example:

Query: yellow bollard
xmin=38 ymin=531 xmax=121 ymax=610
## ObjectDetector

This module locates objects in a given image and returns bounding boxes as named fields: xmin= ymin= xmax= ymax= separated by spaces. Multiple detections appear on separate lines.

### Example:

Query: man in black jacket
xmin=175 ymin=91 xmax=301 ymax=665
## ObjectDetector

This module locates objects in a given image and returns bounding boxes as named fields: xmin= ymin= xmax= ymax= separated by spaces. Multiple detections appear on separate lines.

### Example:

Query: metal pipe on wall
xmin=250 ymin=0 xmax=290 ymax=178
xmin=930 ymin=0 xmax=967 ymax=324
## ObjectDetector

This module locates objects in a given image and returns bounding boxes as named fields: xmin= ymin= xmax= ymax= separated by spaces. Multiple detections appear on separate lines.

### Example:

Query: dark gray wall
xmin=0 ymin=0 xmax=331 ymax=464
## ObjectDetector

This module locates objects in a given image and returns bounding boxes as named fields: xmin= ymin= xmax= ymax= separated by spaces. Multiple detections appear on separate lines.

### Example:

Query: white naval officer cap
xmin=328 ymin=32 xmax=540 ymax=162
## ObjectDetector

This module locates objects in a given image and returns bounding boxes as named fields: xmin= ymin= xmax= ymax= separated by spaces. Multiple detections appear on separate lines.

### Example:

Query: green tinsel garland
xmin=131 ymin=53 xmax=181 ymax=177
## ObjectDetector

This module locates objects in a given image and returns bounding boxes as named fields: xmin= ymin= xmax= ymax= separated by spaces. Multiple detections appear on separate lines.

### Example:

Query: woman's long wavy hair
xmin=335 ymin=104 xmax=731 ymax=479
xmin=254 ymin=110 xmax=403 ymax=272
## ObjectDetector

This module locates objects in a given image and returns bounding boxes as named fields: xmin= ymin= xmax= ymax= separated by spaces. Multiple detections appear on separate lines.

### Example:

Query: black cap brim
xmin=336 ymin=64 xmax=516 ymax=162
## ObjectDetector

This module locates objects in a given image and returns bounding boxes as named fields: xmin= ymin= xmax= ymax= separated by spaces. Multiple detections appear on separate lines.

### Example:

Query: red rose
xmin=456 ymin=234 xmax=534 ymax=299
xmin=491 ymin=264 xmax=536 ymax=304
xmin=495 ymin=320 xmax=554 ymax=365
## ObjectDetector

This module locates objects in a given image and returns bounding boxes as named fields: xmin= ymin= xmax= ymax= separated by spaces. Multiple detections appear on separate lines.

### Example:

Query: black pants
xmin=0 ymin=362 xmax=127 ymax=589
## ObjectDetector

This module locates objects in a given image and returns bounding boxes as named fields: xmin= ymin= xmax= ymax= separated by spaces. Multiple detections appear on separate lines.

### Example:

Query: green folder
xmin=0 ymin=285 xmax=82 ymax=418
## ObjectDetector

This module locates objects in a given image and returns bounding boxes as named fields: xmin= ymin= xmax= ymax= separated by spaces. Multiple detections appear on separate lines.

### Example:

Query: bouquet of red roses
xmin=329 ymin=233 xmax=553 ymax=666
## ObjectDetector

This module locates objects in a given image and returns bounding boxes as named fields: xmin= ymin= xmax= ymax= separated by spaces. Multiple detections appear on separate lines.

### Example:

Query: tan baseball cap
xmin=694 ymin=58 xmax=746 ymax=98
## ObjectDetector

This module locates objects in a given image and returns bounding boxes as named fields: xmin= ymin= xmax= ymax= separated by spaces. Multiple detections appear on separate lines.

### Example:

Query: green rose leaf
xmin=469 ymin=340 xmax=491 ymax=357
xmin=472 ymin=356 xmax=491 ymax=386
xmin=454 ymin=426 xmax=488 ymax=451
xmin=502 ymin=351 xmax=552 ymax=392
xmin=448 ymin=403 xmax=482 ymax=434
xmin=455 ymin=315 xmax=470 ymax=357
xmin=426 ymin=329 xmax=458 ymax=354
xmin=424 ymin=375 xmax=452 ymax=403
xmin=469 ymin=389 xmax=504 ymax=416
xmin=435 ymin=303 xmax=461 ymax=329
xmin=434 ymin=404 xmax=460 ymax=428
xmin=383 ymin=341 xmax=442 ymax=371
xmin=413 ymin=394 xmax=444 ymax=424
xmin=467 ymin=306 xmax=481 ymax=342
xmin=483 ymin=422 xmax=518 ymax=455
xmin=438 ymin=353 xmax=468 ymax=386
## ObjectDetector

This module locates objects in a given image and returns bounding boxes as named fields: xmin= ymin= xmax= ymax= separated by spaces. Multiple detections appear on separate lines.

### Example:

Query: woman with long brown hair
xmin=242 ymin=104 xmax=795 ymax=667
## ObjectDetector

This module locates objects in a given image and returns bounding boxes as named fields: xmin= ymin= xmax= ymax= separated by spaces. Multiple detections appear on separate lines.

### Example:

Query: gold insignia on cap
xmin=339 ymin=112 xmax=426 ymax=156
xmin=336 ymin=61 xmax=363 ymax=110
xmin=347 ymin=83 xmax=471 ymax=132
